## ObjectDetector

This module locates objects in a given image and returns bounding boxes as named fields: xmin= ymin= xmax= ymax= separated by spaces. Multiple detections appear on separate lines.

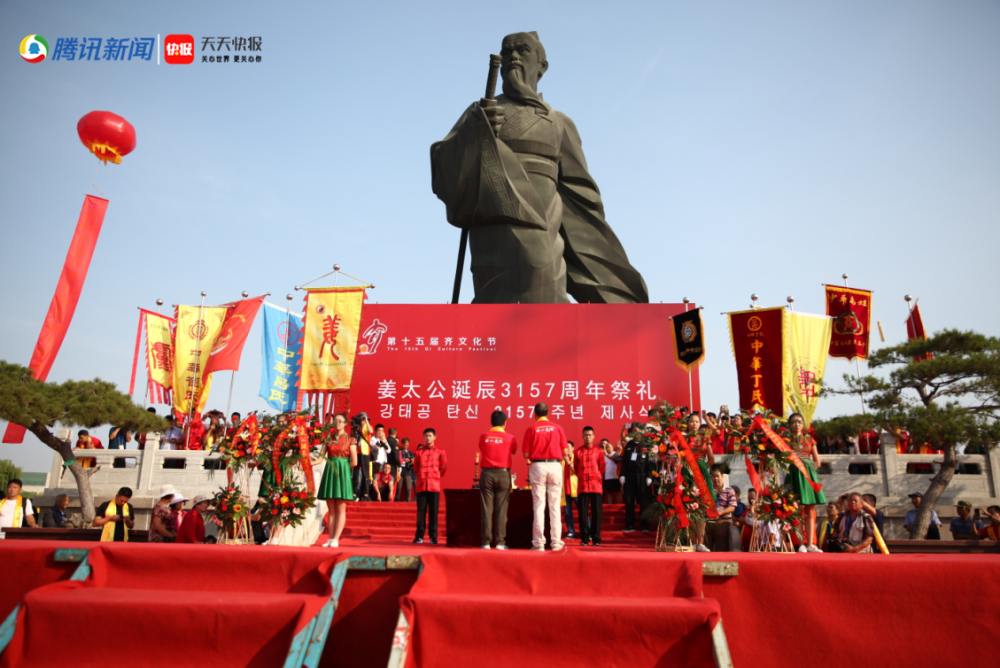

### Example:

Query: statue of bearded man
xmin=431 ymin=32 xmax=649 ymax=304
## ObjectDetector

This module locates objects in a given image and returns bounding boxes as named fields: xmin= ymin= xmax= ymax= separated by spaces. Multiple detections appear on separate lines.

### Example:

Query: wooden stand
xmin=655 ymin=519 xmax=696 ymax=553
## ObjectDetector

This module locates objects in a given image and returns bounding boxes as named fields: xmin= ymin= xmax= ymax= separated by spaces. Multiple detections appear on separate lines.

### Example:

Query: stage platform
xmin=1 ymin=537 xmax=998 ymax=668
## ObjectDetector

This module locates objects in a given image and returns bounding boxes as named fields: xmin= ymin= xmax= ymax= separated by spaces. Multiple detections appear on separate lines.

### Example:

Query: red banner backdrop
xmin=350 ymin=303 xmax=698 ymax=489
xmin=3 ymin=195 xmax=109 ymax=444
xmin=825 ymin=285 xmax=872 ymax=361
xmin=728 ymin=307 xmax=785 ymax=416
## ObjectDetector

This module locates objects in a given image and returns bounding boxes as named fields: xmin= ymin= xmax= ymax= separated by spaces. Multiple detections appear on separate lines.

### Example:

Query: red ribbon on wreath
xmin=293 ymin=416 xmax=316 ymax=493
xmin=272 ymin=427 xmax=289 ymax=486
xmin=748 ymin=416 xmax=822 ymax=493
xmin=671 ymin=431 xmax=720 ymax=520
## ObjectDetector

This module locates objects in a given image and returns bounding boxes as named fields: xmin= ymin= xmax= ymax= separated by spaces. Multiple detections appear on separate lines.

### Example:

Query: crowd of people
xmin=8 ymin=401 xmax=994 ymax=551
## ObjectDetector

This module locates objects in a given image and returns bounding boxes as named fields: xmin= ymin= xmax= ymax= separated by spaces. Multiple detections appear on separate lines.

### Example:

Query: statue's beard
xmin=502 ymin=66 xmax=548 ymax=113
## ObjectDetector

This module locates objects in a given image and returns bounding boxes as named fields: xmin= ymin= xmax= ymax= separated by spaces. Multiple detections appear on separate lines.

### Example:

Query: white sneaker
xmin=323 ymin=539 xmax=335 ymax=548
xmin=530 ymin=546 xmax=545 ymax=552
xmin=797 ymin=545 xmax=808 ymax=553
xmin=481 ymin=544 xmax=492 ymax=549
xmin=807 ymin=545 xmax=823 ymax=553
xmin=695 ymin=544 xmax=710 ymax=553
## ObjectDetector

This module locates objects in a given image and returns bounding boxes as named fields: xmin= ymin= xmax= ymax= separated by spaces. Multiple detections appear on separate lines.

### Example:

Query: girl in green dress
xmin=786 ymin=412 xmax=827 ymax=552
xmin=315 ymin=414 xmax=358 ymax=548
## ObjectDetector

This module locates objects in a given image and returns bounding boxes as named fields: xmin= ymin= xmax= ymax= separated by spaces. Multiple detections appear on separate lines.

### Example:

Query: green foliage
xmin=0 ymin=458 xmax=22 ymax=491
xmin=0 ymin=360 xmax=166 ymax=437
xmin=826 ymin=330 xmax=1000 ymax=451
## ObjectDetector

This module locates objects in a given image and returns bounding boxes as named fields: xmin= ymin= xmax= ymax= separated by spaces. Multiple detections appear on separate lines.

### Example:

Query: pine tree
xmin=0 ymin=361 xmax=166 ymax=524
xmin=815 ymin=330 xmax=1000 ymax=540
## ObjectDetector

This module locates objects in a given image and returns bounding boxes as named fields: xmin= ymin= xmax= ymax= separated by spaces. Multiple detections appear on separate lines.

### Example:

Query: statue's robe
xmin=431 ymin=94 xmax=649 ymax=304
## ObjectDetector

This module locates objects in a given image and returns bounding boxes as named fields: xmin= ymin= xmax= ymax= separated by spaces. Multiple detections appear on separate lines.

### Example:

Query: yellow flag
xmin=173 ymin=306 xmax=227 ymax=415
xmin=144 ymin=311 xmax=175 ymax=402
xmin=784 ymin=312 xmax=833 ymax=426
xmin=300 ymin=287 xmax=366 ymax=391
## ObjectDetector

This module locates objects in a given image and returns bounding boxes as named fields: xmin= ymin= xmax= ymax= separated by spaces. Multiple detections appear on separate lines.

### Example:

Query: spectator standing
xmin=818 ymin=503 xmax=840 ymax=552
xmin=833 ymin=493 xmax=875 ymax=553
xmin=949 ymin=500 xmax=985 ymax=540
xmin=177 ymin=495 xmax=211 ymax=544
xmin=371 ymin=424 xmax=391 ymax=483
xmin=93 ymin=487 xmax=135 ymax=542
xmin=397 ymin=438 xmax=416 ymax=502
xmin=902 ymin=493 xmax=941 ymax=539
xmin=108 ymin=425 xmax=131 ymax=468
xmin=375 ymin=464 xmax=396 ymax=501
xmin=731 ymin=486 xmax=746 ymax=519
xmin=977 ymin=506 xmax=1000 ymax=540
xmin=226 ymin=412 xmax=242 ymax=438
xmin=858 ymin=429 xmax=880 ymax=455
xmin=136 ymin=407 xmax=157 ymax=450
xmin=563 ymin=441 xmax=579 ymax=539
xmin=620 ymin=421 xmax=652 ymax=532
xmin=386 ymin=427 xmax=401 ymax=479
xmin=316 ymin=413 xmax=358 ymax=548
xmin=0 ymin=478 xmax=37 ymax=535
xmin=478 ymin=410 xmax=517 ymax=549
xmin=574 ymin=427 xmax=605 ymax=546
xmin=413 ymin=428 xmax=448 ymax=544
xmin=601 ymin=438 xmax=622 ymax=504
xmin=352 ymin=413 xmax=374 ymax=501
xmin=522 ymin=402 xmax=570 ymax=551
xmin=149 ymin=486 xmax=178 ymax=543
xmin=75 ymin=429 xmax=103 ymax=468
xmin=171 ymin=493 xmax=189 ymax=531
xmin=162 ymin=416 xmax=185 ymax=469
xmin=183 ymin=413 xmax=207 ymax=451
xmin=41 ymin=494 xmax=71 ymax=528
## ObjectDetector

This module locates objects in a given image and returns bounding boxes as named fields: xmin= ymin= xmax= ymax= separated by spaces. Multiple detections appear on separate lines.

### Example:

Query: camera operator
xmin=350 ymin=413 xmax=374 ymax=501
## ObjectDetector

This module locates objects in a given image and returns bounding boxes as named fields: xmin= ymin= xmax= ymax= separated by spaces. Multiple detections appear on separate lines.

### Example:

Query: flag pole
xmin=283 ymin=293 xmax=294 ymax=413
xmin=223 ymin=290 xmax=249 ymax=419
xmin=185 ymin=291 xmax=206 ymax=450
xmin=843 ymin=275 xmax=867 ymax=414
xmin=683 ymin=297 xmax=693 ymax=411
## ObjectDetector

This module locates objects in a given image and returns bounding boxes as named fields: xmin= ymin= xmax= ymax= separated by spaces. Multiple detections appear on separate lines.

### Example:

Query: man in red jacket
xmin=413 ymin=428 xmax=448 ymax=544
xmin=478 ymin=410 xmax=518 ymax=549
xmin=574 ymin=427 xmax=605 ymax=546
xmin=522 ymin=403 xmax=571 ymax=551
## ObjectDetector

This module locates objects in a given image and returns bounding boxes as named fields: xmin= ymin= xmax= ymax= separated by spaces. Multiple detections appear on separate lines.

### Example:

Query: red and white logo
xmin=164 ymin=34 xmax=194 ymax=64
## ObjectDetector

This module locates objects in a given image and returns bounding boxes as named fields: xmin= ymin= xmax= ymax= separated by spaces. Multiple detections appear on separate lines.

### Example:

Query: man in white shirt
xmin=0 ymin=479 xmax=37 ymax=537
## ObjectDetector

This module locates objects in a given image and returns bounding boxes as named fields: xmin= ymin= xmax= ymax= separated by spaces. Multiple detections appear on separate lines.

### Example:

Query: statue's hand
xmin=481 ymin=103 xmax=505 ymax=137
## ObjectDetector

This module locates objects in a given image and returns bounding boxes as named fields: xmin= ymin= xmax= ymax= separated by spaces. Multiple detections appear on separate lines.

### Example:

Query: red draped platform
xmin=1 ymin=540 xmax=998 ymax=668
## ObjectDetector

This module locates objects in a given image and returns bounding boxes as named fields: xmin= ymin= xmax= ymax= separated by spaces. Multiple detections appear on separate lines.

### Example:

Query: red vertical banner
xmin=905 ymin=303 xmax=933 ymax=362
xmin=3 ymin=195 xmax=109 ymax=444
xmin=824 ymin=285 xmax=872 ymax=361
xmin=728 ymin=307 xmax=786 ymax=416
xmin=204 ymin=296 xmax=265 ymax=374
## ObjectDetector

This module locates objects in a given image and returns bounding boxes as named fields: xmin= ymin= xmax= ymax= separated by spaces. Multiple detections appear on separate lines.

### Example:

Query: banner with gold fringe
xmin=143 ymin=310 xmax=176 ymax=406
xmin=670 ymin=308 xmax=705 ymax=372
xmin=784 ymin=312 xmax=832 ymax=426
xmin=298 ymin=287 xmax=367 ymax=414
xmin=727 ymin=307 xmax=788 ymax=415
xmin=173 ymin=305 xmax=227 ymax=415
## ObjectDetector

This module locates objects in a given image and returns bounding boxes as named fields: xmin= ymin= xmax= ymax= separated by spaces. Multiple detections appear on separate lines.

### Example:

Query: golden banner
xmin=173 ymin=305 xmax=227 ymax=415
xmin=144 ymin=311 xmax=175 ymax=404
xmin=300 ymin=287 xmax=366 ymax=392
xmin=784 ymin=312 xmax=832 ymax=426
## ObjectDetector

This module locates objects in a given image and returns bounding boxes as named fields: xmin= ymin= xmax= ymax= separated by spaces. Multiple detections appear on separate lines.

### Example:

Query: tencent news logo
xmin=20 ymin=35 xmax=48 ymax=63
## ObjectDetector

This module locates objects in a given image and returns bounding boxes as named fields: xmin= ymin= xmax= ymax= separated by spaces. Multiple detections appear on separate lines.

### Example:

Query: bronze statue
xmin=431 ymin=32 xmax=649 ymax=304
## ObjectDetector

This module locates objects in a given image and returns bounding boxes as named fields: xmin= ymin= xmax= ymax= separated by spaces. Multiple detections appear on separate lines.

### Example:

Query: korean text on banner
xmin=205 ymin=296 xmax=265 ymax=374
xmin=144 ymin=310 xmax=176 ymax=406
xmin=785 ymin=312 xmax=832 ymax=426
xmin=2 ymin=195 xmax=108 ymax=444
xmin=300 ymin=287 xmax=366 ymax=392
xmin=825 ymin=286 xmax=872 ymax=361
xmin=671 ymin=308 xmax=705 ymax=373
xmin=728 ymin=307 xmax=787 ymax=416
xmin=260 ymin=303 xmax=303 ymax=411
xmin=173 ymin=306 xmax=227 ymax=415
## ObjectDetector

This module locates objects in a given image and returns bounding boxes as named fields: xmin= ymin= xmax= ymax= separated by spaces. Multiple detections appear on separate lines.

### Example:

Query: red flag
xmin=905 ymin=303 xmax=933 ymax=362
xmin=3 ymin=195 xmax=109 ymax=444
xmin=728 ymin=307 xmax=786 ymax=415
xmin=825 ymin=285 xmax=872 ymax=361
xmin=204 ymin=296 xmax=265 ymax=374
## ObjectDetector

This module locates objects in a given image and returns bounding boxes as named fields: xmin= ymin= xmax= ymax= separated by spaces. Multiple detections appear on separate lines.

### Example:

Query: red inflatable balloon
xmin=77 ymin=111 xmax=136 ymax=165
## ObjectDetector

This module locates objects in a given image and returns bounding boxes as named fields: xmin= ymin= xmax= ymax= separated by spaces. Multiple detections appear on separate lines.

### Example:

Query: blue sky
xmin=2 ymin=1 xmax=998 ymax=472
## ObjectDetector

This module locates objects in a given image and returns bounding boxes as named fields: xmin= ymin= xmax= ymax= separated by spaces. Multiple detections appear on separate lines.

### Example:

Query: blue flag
xmin=259 ymin=302 xmax=303 ymax=412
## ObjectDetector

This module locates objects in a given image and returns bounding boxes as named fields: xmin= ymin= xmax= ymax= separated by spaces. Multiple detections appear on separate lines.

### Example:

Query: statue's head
xmin=501 ymin=32 xmax=548 ymax=93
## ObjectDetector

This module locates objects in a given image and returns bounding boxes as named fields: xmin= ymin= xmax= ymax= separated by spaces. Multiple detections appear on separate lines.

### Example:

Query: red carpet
xmin=3 ymin=539 xmax=999 ymax=667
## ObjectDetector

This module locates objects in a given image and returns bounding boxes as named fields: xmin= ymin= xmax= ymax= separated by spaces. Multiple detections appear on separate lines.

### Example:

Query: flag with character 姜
xmin=298 ymin=287 xmax=367 ymax=415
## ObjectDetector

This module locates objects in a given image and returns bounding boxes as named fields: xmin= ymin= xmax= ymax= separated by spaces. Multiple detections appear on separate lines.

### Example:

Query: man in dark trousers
xmin=620 ymin=421 xmax=652 ymax=532
xmin=413 ymin=428 xmax=448 ymax=544
xmin=386 ymin=427 xmax=401 ymax=479
xmin=574 ymin=427 xmax=605 ymax=546
xmin=478 ymin=410 xmax=517 ymax=550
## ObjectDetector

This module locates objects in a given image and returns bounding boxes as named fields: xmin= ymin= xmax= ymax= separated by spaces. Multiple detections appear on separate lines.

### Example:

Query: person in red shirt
xmin=478 ymin=410 xmax=518 ymax=549
xmin=522 ymin=403 xmax=571 ymax=551
xmin=574 ymin=427 xmax=605 ymax=546
xmin=184 ymin=413 xmax=207 ymax=451
xmin=413 ymin=428 xmax=448 ymax=544
xmin=858 ymin=429 xmax=880 ymax=455
xmin=375 ymin=463 xmax=396 ymax=502
xmin=177 ymin=495 xmax=211 ymax=543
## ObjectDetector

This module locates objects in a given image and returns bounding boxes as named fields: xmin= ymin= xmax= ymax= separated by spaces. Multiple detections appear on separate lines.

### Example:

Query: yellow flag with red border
xmin=784 ymin=312 xmax=833 ymax=426
xmin=173 ymin=306 xmax=227 ymax=415
xmin=144 ymin=310 xmax=175 ymax=405
xmin=300 ymin=287 xmax=366 ymax=392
